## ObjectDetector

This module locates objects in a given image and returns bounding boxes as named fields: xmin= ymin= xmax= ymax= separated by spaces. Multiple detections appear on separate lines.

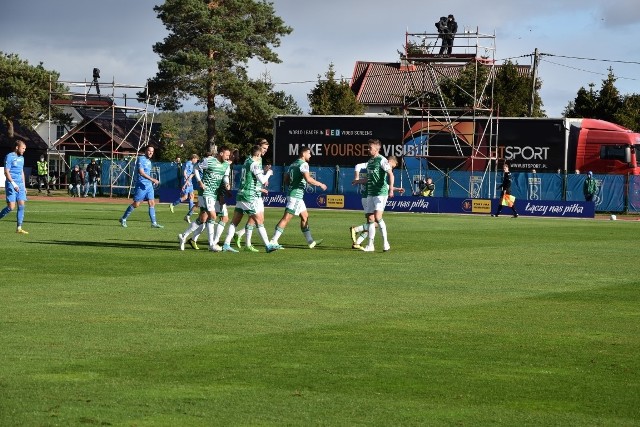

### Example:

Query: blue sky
xmin=1 ymin=0 xmax=638 ymax=117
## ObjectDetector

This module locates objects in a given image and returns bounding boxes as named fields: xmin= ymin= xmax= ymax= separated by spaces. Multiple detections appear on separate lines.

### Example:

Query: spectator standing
xmin=436 ymin=16 xmax=450 ymax=54
xmin=70 ymin=165 xmax=83 ymax=197
xmin=36 ymin=155 xmax=51 ymax=195
xmin=446 ymin=15 xmax=458 ymax=54
xmin=583 ymin=171 xmax=597 ymax=202
xmin=0 ymin=140 xmax=29 ymax=234
xmin=81 ymin=164 xmax=90 ymax=197
xmin=86 ymin=159 xmax=101 ymax=197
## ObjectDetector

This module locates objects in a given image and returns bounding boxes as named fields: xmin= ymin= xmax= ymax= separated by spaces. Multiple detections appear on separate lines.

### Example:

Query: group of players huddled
xmin=4 ymin=138 xmax=398 ymax=252
xmin=120 ymin=138 xmax=329 ymax=253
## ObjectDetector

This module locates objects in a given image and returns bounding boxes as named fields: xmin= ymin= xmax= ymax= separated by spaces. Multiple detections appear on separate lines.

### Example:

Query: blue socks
xmin=149 ymin=207 xmax=157 ymax=224
xmin=17 ymin=205 xmax=24 ymax=226
xmin=0 ymin=206 xmax=12 ymax=220
xmin=122 ymin=205 xmax=135 ymax=220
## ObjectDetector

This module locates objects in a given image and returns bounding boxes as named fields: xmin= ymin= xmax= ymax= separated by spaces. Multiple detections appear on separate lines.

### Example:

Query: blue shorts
xmin=181 ymin=184 xmax=194 ymax=197
xmin=5 ymin=183 xmax=27 ymax=203
xmin=133 ymin=183 xmax=155 ymax=202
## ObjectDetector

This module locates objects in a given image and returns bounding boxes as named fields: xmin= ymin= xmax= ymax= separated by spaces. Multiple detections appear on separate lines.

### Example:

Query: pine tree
xmin=614 ymin=94 xmax=640 ymax=132
xmin=144 ymin=0 xmax=292 ymax=153
xmin=595 ymin=68 xmax=622 ymax=122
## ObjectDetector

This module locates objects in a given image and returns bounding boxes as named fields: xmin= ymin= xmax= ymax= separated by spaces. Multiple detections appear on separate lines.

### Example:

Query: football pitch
xmin=1 ymin=200 xmax=639 ymax=425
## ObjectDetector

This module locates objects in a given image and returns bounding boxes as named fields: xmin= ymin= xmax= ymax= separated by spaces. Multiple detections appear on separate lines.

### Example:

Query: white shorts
xmin=365 ymin=195 xmax=388 ymax=213
xmin=235 ymin=199 xmax=257 ymax=215
xmin=215 ymin=201 xmax=228 ymax=217
xmin=360 ymin=197 xmax=367 ymax=211
xmin=255 ymin=197 xmax=264 ymax=214
xmin=198 ymin=195 xmax=216 ymax=212
xmin=285 ymin=196 xmax=306 ymax=216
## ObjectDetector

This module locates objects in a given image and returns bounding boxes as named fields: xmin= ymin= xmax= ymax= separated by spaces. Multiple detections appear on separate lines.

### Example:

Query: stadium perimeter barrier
xmin=61 ymin=158 xmax=637 ymax=215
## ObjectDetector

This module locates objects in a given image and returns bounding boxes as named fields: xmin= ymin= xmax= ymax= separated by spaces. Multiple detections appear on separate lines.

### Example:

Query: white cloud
xmin=1 ymin=0 xmax=638 ymax=116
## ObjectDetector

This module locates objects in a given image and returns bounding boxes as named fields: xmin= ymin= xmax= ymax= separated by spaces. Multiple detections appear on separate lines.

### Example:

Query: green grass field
xmin=1 ymin=200 xmax=639 ymax=426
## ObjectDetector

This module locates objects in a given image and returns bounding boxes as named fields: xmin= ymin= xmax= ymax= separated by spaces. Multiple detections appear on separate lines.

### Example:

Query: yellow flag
xmin=501 ymin=194 xmax=515 ymax=207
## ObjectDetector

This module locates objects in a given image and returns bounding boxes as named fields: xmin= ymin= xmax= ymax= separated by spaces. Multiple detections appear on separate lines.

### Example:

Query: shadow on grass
xmin=28 ymin=239 xmax=176 ymax=251
xmin=24 ymin=219 xmax=112 ymax=226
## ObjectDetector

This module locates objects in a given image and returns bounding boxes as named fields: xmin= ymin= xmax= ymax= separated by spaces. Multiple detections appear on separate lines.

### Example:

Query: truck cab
xmin=574 ymin=119 xmax=640 ymax=174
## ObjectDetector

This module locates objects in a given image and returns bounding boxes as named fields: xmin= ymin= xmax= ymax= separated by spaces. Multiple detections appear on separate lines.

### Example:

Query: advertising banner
xmin=566 ymin=174 xmax=624 ymax=212
xmin=274 ymin=115 xmax=570 ymax=172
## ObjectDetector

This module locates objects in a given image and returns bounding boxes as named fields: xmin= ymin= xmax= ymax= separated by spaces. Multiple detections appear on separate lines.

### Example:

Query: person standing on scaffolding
xmin=436 ymin=16 xmax=450 ymax=54
xmin=446 ymin=14 xmax=458 ymax=54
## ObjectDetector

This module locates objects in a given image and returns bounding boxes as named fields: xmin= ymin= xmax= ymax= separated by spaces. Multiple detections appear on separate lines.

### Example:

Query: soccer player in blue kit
xmin=169 ymin=153 xmax=199 ymax=223
xmin=0 ymin=140 xmax=29 ymax=234
xmin=119 ymin=145 xmax=164 ymax=228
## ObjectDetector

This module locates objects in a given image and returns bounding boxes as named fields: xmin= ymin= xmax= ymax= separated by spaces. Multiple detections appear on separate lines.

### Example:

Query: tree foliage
xmin=434 ymin=60 xmax=543 ymax=117
xmin=563 ymin=68 xmax=639 ymax=131
xmin=145 ymin=0 xmax=292 ymax=153
xmin=0 ymin=52 xmax=69 ymax=140
xmin=224 ymin=75 xmax=301 ymax=153
xmin=614 ymin=94 xmax=640 ymax=132
xmin=493 ymin=60 xmax=544 ymax=117
xmin=563 ymin=83 xmax=598 ymax=118
xmin=154 ymin=111 xmax=208 ymax=161
xmin=594 ymin=69 xmax=622 ymax=122
xmin=438 ymin=62 xmax=491 ymax=111
xmin=308 ymin=63 xmax=365 ymax=115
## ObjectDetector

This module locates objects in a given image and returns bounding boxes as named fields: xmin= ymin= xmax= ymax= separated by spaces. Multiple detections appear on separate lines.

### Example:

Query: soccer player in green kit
xmin=178 ymin=147 xmax=231 ymax=251
xmin=353 ymin=139 xmax=395 ymax=252
xmin=220 ymin=145 xmax=280 ymax=253
xmin=269 ymin=146 xmax=327 ymax=249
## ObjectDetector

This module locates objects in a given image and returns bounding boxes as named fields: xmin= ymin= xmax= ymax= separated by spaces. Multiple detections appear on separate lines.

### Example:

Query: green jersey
xmin=287 ymin=158 xmax=309 ymax=199
xmin=197 ymin=156 xmax=229 ymax=197
xmin=237 ymin=157 xmax=267 ymax=203
xmin=366 ymin=155 xmax=392 ymax=196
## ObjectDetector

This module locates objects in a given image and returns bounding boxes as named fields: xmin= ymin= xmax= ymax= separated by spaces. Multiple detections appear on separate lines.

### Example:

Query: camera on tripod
xmin=90 ymin=68 xmax=101 ymax=94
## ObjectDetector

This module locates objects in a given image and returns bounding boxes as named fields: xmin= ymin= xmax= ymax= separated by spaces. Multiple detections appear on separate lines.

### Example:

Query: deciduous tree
xmin=0 ymin=52 xmax=69 ymax=140
xmin=308 ymin=63 xmax=365 ymax=115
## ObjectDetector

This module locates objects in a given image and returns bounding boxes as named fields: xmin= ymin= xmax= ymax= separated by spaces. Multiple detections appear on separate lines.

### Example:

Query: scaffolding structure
xmin=47 ymin=76 xmax=158 ymax=197
xmin=401 ymin=27 xmax=499 ymax=198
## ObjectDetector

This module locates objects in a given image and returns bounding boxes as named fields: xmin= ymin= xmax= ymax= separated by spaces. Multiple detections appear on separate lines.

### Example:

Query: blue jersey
xmin=4 ymin=152 xmax=25 ymax=184
xmin=136 ymin=156 xmax=153 ymax=186
xmin=183 ymin=161 xmax=194 ymax=186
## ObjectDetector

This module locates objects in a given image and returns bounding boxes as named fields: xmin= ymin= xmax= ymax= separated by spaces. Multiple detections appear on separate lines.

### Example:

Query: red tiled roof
xmin=351 ymin=61 xmax=530 ymax=106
